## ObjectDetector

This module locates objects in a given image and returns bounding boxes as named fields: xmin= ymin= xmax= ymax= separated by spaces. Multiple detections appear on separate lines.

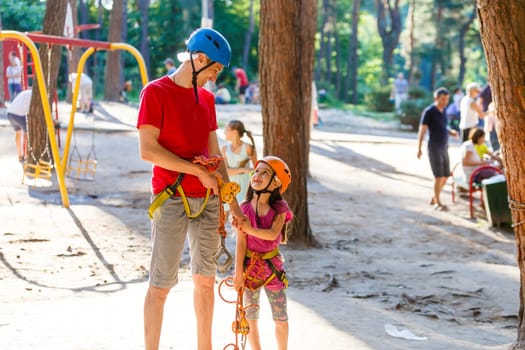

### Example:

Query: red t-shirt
xmin=234 ymin=68 xmax=249 ymax=87
xmin=137 ymin=76 xmax=218 ymax=196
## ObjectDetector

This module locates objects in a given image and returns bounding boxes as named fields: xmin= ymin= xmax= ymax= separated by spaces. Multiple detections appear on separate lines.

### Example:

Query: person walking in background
xmin=391 ymin=72 xmax=409 ymax=113
xmin=460 ymin=82 xmax=485 ymax=142
xmin=232 ymin=156 xmax=293 ymax=350
xmin=137 ymin=27 xmax=241 ymax=350
xmin=6 ymin=51 xmax=22 ymax=102
xmin=417 ymin=87 xmax=458 ymax=211
xmin=164 ymin=57 xmax=176 ymax=75
xmin=221 ymin=120 xmax=257 ymax=204
xmin=233 ymin=66 xmax=249 ymax=104
xmin=6 ymin=89 xmax=32 ymax=162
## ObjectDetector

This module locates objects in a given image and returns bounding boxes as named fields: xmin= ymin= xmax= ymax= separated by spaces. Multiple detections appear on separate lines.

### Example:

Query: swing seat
xmin=22 ymin=159 xmax=53 ymax=187
xmin=66 ymin=158 xmax=97 ymax=181
xmin=66 ymin=144 xmax=97 ymax=181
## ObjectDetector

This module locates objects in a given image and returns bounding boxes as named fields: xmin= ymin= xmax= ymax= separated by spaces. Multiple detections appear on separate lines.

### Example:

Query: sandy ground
xmin=0 ymin=101 xmax=519 ymax=350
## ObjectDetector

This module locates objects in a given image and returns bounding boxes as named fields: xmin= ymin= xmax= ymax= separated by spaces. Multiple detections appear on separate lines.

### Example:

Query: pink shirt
xmin=241 ymin=200 xmax=293 ymax=290
xmin=137 ymin=76 xmax=217 ymax=196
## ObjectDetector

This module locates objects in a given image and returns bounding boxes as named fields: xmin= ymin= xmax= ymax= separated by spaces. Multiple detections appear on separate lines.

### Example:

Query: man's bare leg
xmin=193 ymin=274 xmax=215 ymax=350
xmin=434 ymin=176 xmax=448 ymax=207
xmin=144 ymin=285 xmax=170 ymax=350
xmin=15 ymin=130 xmax=23 ymax=159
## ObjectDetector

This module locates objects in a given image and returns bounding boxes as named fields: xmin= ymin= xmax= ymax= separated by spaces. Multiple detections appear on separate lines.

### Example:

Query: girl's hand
xmin=232 ymin=216 xmax=250 ymax=232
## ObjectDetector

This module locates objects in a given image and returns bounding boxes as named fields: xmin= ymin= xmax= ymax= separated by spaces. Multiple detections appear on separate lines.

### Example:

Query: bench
xmin=451 ymin=164 xmax=503 ymax=219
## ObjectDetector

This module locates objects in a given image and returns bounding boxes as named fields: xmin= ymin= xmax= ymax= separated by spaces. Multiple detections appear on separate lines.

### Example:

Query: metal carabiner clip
xmin=214 ymin=236 xmax=233 ymax=273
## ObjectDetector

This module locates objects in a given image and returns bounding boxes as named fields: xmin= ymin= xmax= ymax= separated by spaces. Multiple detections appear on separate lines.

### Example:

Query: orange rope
xmin=218 ymin=277 xmax=255 ymax=350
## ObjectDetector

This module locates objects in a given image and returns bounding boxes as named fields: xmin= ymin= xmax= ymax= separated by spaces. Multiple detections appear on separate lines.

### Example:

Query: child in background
xmin=221 ymin=120 xmax=257 ymax=203
xmin=233 ymin=156 xmax=293 ymax=350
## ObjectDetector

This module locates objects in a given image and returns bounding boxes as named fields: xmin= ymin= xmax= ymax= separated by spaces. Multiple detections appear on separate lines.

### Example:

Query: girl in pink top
xmin=233 ymin=156 xmax=293 ymax=350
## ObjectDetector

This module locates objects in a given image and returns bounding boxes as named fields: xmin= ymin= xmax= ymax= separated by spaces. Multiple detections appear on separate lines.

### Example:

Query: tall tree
xmin=259 ymin=0 xmax=317 ymax=247
xmin=27 ymin=0 xmax=67 ymax=165
xmin=375 ymin=0 xmax=402 ymax=83
xmin=429 ymin=0 xmax=444 ymax=89
xmin=407 ymin=0 xmax=417 ymax=85
xmin=242 ymin=0 xmax=255 ymax=70
xmin=477 ymin=1 xmax=525 ymax=348
xmin=104 ymin=0 xmax=124 ymax=101
xmin=137 ymin=0 xmax=150 ymax=72
xmin=0 ymin=12 xmax=4 ymax=105
xmin=458 ymin=3 xmax=476 ymax=87
xmin=345 ymin=0 xmax=361 ymax=104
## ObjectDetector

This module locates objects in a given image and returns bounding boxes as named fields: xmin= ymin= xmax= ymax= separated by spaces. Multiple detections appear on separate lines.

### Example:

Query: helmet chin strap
xmin=189 ymin=53 xmax=216 ymax=104
xmin=253 ymin=173 xmax=276 ymax=225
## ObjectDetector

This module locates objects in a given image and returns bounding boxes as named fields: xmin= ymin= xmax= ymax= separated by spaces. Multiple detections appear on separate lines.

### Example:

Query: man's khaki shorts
xmin=149 ymin=195 xmax=220 ymax=289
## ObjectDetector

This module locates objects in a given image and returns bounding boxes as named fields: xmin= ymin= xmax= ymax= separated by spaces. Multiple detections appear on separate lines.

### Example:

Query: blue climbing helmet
xmin=185 ymin=28 xmax=231 ymax=104
xmin=186 ymin=27 xmax=231 ymax=67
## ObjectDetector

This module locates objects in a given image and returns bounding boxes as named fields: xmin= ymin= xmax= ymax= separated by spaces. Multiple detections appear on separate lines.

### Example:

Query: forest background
xmin=0 ymin=0 xmax=485 ymax=118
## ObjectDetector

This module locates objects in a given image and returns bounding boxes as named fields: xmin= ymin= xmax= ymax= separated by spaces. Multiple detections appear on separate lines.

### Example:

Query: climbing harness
xmin=65 ymin=112 xmax=97 ymax=181
xmin=244 ymin=248 xmax=288 ymax=290
xmin=218 ymin=277 xmax=255 ymax=350
xmin=147 ymin=155 xmax=240 ymax=272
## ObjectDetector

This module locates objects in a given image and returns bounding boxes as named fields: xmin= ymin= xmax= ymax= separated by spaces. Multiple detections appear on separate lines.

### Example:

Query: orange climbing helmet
xmin=256 ymin=156 xmax=292 ymax=194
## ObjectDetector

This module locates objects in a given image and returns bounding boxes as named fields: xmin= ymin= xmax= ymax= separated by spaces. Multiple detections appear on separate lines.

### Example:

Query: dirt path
xmin=0 ymin=102 xmax=518 ymax=349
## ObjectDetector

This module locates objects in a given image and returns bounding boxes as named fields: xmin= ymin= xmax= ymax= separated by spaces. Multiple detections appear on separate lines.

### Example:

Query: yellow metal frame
xmin=0 ymin=31 xmax=149 ymax=208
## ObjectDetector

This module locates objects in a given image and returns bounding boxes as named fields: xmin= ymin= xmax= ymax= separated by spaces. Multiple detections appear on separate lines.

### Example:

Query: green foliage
xmin=408 ymin=86 xmax=430 ymax=100
xmin=399 ymin=97 xmax=433 ymax=131
xmin=434 ymin=75 xmax=460 ymax=94
xmin=0 ymin=0 xmax=45 ymax=31
xmin=365 ymin=85 xmax=394 ymax=113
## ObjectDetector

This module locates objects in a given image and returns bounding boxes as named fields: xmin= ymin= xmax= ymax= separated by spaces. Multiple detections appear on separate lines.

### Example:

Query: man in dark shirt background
xmin=417 ymin=87 xmax=458 ymax=211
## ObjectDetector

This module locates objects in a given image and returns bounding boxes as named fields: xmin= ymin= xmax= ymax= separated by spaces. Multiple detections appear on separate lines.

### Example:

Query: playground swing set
xmin=0 ymin=30 xmax=149 ymax=207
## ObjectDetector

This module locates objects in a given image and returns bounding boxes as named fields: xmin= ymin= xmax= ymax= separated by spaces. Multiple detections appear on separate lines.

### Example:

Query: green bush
xmin=408 ymin=86 xmax=430 ymax=100
xmin=399 ymin=98 xmax=432 ymax=131
xmin=365 ymin=85 xmax=394 ymax=112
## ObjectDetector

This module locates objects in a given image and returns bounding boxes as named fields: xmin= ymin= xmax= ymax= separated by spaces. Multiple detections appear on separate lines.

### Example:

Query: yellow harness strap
xmin=246 ymin=247 xmax=280 ymax=260
xmin=148 ymin=174 xmax=211 ymax=220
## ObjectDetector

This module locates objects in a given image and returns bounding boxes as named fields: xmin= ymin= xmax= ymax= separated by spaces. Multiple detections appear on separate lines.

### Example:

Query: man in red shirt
xmin=233 ymin=66 xmax=249 ymax=104
xmin=137 ymin=28 xmax=241 ymax=350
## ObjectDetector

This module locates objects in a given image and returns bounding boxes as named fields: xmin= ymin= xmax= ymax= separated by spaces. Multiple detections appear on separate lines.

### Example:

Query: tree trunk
xmin=334 ymin=30 xmax=342 ymax=100
xmin=66 ymin=0 xmax=81 ymax=103
xmin=104 ymin=0 xmax=124 ymax=101
xmin=259 ymin=0 xmax=318 ymax=247
xmin=477 ymin=1 xmax=525 ymax=348
xmin=27 ymin=0 xmax=67 ymax=165
xmin=137 ymin=0 xmax=150 ymax=73
xmin=242 ymin=0 xmax=255 ymax=70
xmin=430 ymin=4 xmax=443 ymax=90
xmin=316 ymin=0 xmax=330 ymax=83
xmin=345 ymin=0 xmax=360 ymax=104
xmin=458 ymin=5 xmax=476 ymax=87
xmin=375 ymin=0 xmax=402 ymax=84
xmin=0 ymin=13 xmax=5 ymax=105
xmin=407 ymin=0 xmax=416 ymax=85
xmin=120 ymin=0 xmax=128 ymax=85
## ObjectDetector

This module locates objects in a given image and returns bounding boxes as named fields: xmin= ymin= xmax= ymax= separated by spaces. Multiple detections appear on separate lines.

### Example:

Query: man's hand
xmin=196 ymin=167 xmax=220 ymax=195
xmin=417 ymin=149 xmax=423 ymax=159
xmin=448 ymin=128 xmax=459 ymax=139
